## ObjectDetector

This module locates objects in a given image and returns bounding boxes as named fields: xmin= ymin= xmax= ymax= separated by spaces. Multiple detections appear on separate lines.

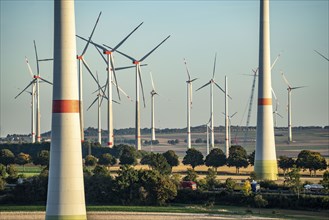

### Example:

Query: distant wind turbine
xmin=110 ymin=35 xmax=171 ymax=150
xmin=183 ymin=58 xmax=197 ymax=149
xmin=196 ymin=53 xmax=226 ymax=149
xmin=281 ymin=71 xmax=306 ymax=142
xmin=78 ymin=21 xmax=144 ymax=147
xmin=76 ymin=11 xmax=102 ymax=143
xmin=150 ymin=72 xmax=159 ymax=142
xmin=271 ymin=88 xmax=283 ymax=128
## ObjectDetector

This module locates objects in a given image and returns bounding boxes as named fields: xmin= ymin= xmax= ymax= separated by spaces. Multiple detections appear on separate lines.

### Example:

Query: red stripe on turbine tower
xmin=52 ymin=100 xmax=80 ymax=113
xmin=258 ymin=98 xmax=272 ymax=105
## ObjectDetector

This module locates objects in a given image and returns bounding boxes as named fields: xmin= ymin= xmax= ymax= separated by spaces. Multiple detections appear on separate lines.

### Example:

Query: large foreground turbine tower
xmin=46 ymin=0 xmax=86 ymax=219
xmin=254 ymin=0 xmax=278 ymax=180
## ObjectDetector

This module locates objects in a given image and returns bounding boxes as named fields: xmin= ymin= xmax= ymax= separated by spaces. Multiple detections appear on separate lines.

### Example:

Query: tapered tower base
xmin=254 ymin=160 xmax=278 ymax=180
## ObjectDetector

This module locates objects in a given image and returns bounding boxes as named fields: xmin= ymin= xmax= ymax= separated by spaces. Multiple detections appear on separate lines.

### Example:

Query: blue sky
xmin=0 ymin=0 xmax=328 ymax=137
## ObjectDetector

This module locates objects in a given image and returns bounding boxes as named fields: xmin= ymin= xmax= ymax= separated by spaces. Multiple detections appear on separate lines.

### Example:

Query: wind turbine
xmin=87 ymin=72 xmax=105 ymax=145
xmin=15 ymin=51 xmax=52 ymax=143
xmin=76 ymin=11 xmax=102 ymax=143
xmin=271 ymin=88 xmax=283 ymax=128
xmin=183 ymin=58 xmax=197 ymax=149
xmin=223 ymin=111 xmax=237 ymax=149
xmin=109 ymin=35 xmax=171 ymax=150
xmin=15 ymin=57 xmax=36 ymax=143
xmin=281 ymin=71 xmax=306 ymax=142
xmin=196 ymin=53 xmax=226 ymax=149
xmin=77 ymin=21 xmax=144 ymax=148
xmin=205 ymin=117 xmax=212 ymax=155
xmin=150 ymin=72 xmax=159 ymax=142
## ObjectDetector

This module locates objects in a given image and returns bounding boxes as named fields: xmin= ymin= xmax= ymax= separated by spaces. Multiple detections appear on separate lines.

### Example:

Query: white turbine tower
xmin=46 ymin=0 xmax=86 ymax=218
xmin=254 ymin=0 xmax=278 ymax=180
xmin=150 ymin=72 xmax=158 ymax=142
xmin=15 ymin=56 xmax=52 ymax=143
xmin=112 ymin=35 xmax=171 ymax=151
xmin=196 ymin=53 xmax=225 ymax=149
xmin=78 ymin=22 xmax=143 ymax=148
xmin=281 ymin=71 xmax=306 ymax=143
xmin=224 ymin=76 xmax=233 ymax=158
xmin=183 ymin=58 xmax=197 ymax=149
xmin=76 ymin=12 xmax=102 ymax=143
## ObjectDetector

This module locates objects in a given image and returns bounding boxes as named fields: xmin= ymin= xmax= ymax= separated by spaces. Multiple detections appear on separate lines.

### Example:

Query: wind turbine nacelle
xmin=133 ymin=61 xmax=140 ymax=65
xmin=103 ymin=50 xmax=112 ymax=55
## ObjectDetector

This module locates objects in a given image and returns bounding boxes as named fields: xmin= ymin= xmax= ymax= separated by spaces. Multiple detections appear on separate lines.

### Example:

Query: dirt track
xmin=0 ymin=211 xmax=279 ymax=220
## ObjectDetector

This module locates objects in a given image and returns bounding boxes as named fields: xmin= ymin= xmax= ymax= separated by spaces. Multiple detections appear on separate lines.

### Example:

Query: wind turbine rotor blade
xmin=38 ymin=58 xmax=53 ymax=62
xmin=190 ymin=78 xmax=198 ymax=83
xmin=213 ymin=81 xmax=225 ymax=93
xmin=281 ymin=71 xmax=292 ymax=88
xmin=112 ymin=100 xmax=120 ymax=104
xmin=87 ymin=97 xmax=98 ymax=111
xmin=314 ymin=50 xmax=329 ymax=61
xmin=94 ymin=45 xmax=107 ymax=65
xmin=231 ymin=112 xmax=238 ymax=118
xmin=150 ymin=72 xmax=155 ymax=91
xmin=104 ymin=45 xmax=136 ymax=62
xmin=112 ymin=81 xmax=132 ymax=101
xmin=252 ymin=68 xmax=259 ymax=75
xmin=14 ymin=80 xmax=36 ymax=99
xmin=110 ymin=54 xmax=121 ymax=101
xmin=139 ymin=35 xmax=171 ymax=62
xmin=271 ymin=53 xmax=281 ymax=70
xmin=138 ymin=65 xmax=146 ymax=107
xmin=112 ymin=22 xmax=144 ymax=52
xmin=39 ymin=77 xmax=53 ymax=85
xmin=33 ymin=40 xmax=40 ymax=76
xmin=81 ymin=11 xmax=102 ymax=56
xmin=212 ymin=53 xmax=217 ymax=79
xmin=277 ymin=113 xmax=284 ymax=118
xmin=25 ymin=57 xmax=34 ymax=78
xmin=291 ymin=86 xmax=306 ymax=90
xmin=271 ymin=88 xmax=277 ymax=100
xmin=183 ymin=58 xmax=191 ymax=80
xmin=77 ymin=35 xmax=107 ymax=52
xmin=81 ymin=58 xmax=104 ymax=94
xmin=196 ymin=81 xmax=211 ymax=92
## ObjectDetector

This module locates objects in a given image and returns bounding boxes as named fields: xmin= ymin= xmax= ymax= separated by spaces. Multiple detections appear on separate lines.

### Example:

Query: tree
xmin=254 ymin=195 xmax=268 ymax=213
xmin=278 ymin=156 xmax=295 ymax=176
xmin=0 ymin=149 xmax=15 ymax=167
xmin=248 ymin=150 xmax=255 ymax=166
xmin=0 ymin=164 xmax=7 ymax=178
xmin=162 ymin=150 xmax=179 ymax=170
xmin=33 ymin=150 xmax=49 ymax=167
xmin=227 ymin=145 xmax=249 ymax=174
xmin=225 ymin=178 xmax=236 ymax=192
xmin=141 ymin=153 xmax=171 ymax=175
xmin=182 ymin=148 xmax=204 ymax=170
xmin=115 ymin=165 xmax=139 ymax=204
xmin=85 ymin=155 xmax=98 ymax=167
xmin=205 ymin=168 xmax=220 ymax=190
xmin=183 ymin=168 xmax=198 ymax=182
xmin=119 ymin=147 xmax=137 ymax=166
xmin=284 ymin=166 xmax=302 ymax=199
xmin=296 ymin=150 xmax=327 ymax=176
xmin=15 ymin=152 xmax=31 ymax=171
xmin=93 ymin=165 xmax=110 ymax=176
xmin=98 ymin=153 xmax=117 ymax=167
xmin=205 ymin=148 xmax=226 ymax=173
xmin=241 ymin=180 xmax=252 ymax=196
xmin=6 ymin=164 xmax=18 ymax=184
xmin=320 ymin=170 xmax=329 ymax=191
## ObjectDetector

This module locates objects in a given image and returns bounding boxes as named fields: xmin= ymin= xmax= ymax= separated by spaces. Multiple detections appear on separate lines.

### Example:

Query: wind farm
xmin=0 ymin=0 xmax=328 ymax=218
